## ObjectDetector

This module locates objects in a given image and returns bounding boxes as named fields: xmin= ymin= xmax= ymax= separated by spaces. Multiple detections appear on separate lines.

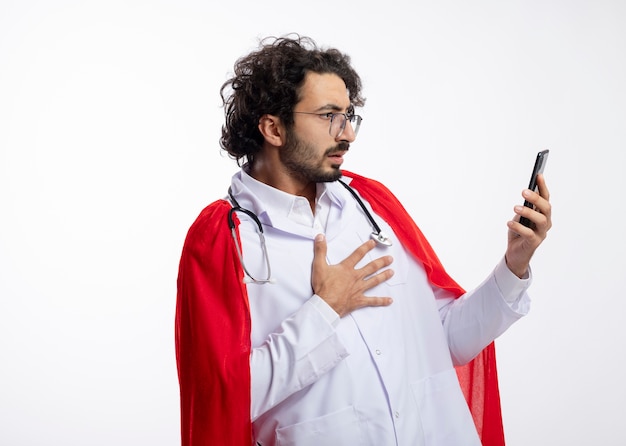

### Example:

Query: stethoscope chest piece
xmin=371 ymin=231 xmax=393 ymax=246
xmin=338 ymin=179 xmax=394 ymax=248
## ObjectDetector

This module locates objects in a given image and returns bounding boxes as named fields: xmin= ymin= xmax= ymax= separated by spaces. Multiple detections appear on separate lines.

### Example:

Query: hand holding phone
xmin=519 ymin=149 xmax=549 ymax=228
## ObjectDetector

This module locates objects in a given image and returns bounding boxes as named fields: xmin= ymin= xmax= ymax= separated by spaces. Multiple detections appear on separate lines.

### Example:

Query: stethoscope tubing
xmin=227 ymin=179 xmax=392 ymax=284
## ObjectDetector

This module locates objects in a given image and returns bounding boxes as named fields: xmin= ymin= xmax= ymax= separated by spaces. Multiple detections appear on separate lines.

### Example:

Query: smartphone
xmin=519 ymin=149 xmax=549 ymax=227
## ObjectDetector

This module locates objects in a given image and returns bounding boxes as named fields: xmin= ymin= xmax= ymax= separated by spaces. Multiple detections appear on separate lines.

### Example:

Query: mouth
xmin=327 ymin=144 xmax=349 ymax=165
xmin=327 ymin=152 xmax=346 ymax=166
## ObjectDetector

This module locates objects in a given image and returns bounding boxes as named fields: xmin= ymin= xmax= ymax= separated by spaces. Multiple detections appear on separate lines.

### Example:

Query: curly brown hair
xmin=219 ymin=34 xmax=365 ymax=166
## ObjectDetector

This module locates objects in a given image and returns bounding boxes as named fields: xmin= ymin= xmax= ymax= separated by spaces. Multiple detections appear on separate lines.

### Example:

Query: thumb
xmin=312 ymin=234 xmax=328 ymax=268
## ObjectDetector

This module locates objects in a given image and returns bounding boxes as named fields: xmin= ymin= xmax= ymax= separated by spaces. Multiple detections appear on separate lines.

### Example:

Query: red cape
xmin=175 ymin=170 xmax=505 ymax=445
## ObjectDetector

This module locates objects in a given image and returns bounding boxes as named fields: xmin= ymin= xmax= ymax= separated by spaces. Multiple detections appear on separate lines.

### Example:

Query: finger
xmin=362 ymin=267 xmax=395 ymax=288
xmin=341 ymin=238 xmax=377 ymax=268
xmin=534 ymin=199 xmax=552 ymax=226
xmin=533 ymin=174 xmax=552 ymax=219
xmin=354 ymin=295 xmax=393 ymax=310
xmin=536 ymin=174 xmax=551 ymax=201
xmin=359 ymin=255 xmax=394 ymax=279
xmin=511 ymin=205 xmax=548 ymax=237
xmin=508 ymin=213 xmax=534 ymax=235
xmin=511 ymin=205 xmax=538 ymax=232
xmin=312 ymin=234 xmax=328 ymax=269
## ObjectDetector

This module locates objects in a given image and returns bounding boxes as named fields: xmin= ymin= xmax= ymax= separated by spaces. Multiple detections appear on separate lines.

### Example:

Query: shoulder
xmin=341 ymin=170 xmax=399 ymax=202
xmin=183 ymin=199 xmax=232 ymax=252
xmin=342 ymin=169 xmax=391 ymax=189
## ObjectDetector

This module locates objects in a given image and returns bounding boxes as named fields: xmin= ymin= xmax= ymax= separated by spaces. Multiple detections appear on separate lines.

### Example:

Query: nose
xmin=336 ymin=120 xmax=357 ymax=143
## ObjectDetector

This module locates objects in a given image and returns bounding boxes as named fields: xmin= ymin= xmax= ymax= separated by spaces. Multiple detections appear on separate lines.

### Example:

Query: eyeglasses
xmin=293 ymin=110 xmax=363 ymax=138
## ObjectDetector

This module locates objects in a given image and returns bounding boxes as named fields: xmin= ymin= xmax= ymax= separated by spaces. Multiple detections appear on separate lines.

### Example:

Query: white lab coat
xmin=228 ymin=170 xmax=531 ymax=446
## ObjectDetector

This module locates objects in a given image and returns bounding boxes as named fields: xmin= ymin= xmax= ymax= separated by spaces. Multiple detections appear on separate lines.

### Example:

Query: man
xmin=175 ymin=35 xmax=551 ymax=446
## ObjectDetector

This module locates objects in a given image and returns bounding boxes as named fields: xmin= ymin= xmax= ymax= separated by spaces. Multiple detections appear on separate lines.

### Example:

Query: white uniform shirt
xmin=228 ymin=170 xmax=531 ymax=446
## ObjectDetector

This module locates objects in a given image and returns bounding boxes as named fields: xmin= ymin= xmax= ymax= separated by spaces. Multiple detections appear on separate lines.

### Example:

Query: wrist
xmin=505 ymin=256 xmax=529 ymax=279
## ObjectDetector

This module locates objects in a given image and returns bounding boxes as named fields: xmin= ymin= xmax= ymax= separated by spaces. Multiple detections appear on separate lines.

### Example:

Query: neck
xmin=248 ymin=160 xmax=317 ymax=212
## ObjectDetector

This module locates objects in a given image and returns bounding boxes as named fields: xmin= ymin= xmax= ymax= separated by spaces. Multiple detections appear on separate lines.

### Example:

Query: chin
xmin=320 ymin=167 xmax=342 ymax=182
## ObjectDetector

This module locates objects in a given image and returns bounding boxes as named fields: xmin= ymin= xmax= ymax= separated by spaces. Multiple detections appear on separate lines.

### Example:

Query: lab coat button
xmin=395 ymin=411 xmax=400 ymax=418
xmin=375 ymin=349 xmax=382 ymax=355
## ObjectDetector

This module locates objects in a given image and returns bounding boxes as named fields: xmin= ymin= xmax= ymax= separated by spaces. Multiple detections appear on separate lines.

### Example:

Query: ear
xmin=258 ymin=114 xmax=285 ymax=147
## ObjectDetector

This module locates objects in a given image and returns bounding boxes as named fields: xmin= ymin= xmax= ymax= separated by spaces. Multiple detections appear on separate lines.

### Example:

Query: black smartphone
xmin=519 ymin=149 xmax=549 ymax=228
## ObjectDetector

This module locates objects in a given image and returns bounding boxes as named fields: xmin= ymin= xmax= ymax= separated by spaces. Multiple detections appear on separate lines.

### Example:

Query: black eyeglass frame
xmin=293 ymin=111 xmax=363 ymax=138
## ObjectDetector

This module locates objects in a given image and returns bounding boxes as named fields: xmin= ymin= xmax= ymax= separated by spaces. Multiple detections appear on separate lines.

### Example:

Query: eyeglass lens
xmin=330 ymin=114 xmax=362 ymax=138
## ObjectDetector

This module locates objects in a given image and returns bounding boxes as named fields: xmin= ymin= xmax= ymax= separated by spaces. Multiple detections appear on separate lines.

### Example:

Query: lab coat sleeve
xmin=438 ymin=258 xmax=532 ymax=366
xmin=250 ymin=295 xmax=349 ymax=421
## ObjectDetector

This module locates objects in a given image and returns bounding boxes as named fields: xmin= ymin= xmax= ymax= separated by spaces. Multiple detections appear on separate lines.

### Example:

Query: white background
xmin=1 ymin=0 xmax=624 ymax=444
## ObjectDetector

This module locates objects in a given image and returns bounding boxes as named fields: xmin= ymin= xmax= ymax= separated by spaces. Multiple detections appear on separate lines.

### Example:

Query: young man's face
xmin=280 ymin=72 xmax=358 ymax=183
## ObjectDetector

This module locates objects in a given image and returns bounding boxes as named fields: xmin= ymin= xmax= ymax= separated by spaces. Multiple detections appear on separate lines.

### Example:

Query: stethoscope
xmin=227 ymin=179 xmax=392 ymax=284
